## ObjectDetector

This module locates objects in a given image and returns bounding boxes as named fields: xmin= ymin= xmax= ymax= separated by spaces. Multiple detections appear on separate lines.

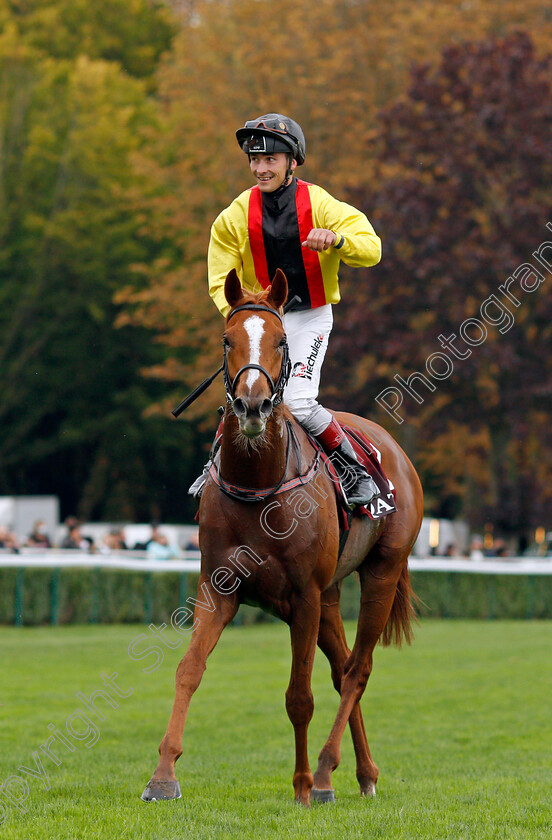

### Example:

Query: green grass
xmin=0 ymin=620 xmax=551 ymax=839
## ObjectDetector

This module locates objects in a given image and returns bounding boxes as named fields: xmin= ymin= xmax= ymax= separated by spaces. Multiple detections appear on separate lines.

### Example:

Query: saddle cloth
xmin=313 ymin=425 xmax=397 ymax=530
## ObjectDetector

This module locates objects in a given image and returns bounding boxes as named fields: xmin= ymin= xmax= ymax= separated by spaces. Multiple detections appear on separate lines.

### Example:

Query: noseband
xmin=223 ymin=304 xmax=291 ymax=406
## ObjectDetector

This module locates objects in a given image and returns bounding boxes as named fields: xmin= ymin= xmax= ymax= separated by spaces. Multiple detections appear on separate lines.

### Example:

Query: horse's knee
xmin=285 ymin=687 xmax=314 ymax=727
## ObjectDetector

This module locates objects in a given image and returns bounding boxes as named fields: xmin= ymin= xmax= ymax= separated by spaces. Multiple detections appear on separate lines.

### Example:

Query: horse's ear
xmin=269 ymin=269 xmax=288 ymax=311
xmin=224 ymin=269 xmax=243 ymax=309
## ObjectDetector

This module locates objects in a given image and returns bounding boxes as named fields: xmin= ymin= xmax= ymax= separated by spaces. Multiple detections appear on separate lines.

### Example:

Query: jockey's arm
xmin=314 ymin=187 xmax=382 ymax=267
xmin=207 ymin=211 xmax=243 ymax=317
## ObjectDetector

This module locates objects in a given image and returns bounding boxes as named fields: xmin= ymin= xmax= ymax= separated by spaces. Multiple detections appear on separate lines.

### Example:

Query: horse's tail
xmin=381 ymin=563 xmax=419 ymax=648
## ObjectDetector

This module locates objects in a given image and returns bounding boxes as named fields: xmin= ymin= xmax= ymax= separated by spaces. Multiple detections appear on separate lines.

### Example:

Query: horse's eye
xmin=222 ymin=336 xmax=230 ymax=348
xmin=278 ymin=336 xmax=287 ymax=347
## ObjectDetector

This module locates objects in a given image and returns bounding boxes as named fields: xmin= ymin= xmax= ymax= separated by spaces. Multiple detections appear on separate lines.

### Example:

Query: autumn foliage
xmin=332 ymin=30 xmax=552 ymax=535
xmin=2 ymin=0 xmax=552 ymax=537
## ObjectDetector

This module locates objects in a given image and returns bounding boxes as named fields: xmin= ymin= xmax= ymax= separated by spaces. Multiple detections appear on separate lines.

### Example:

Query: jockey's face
xmin=249 ymin=152 xmax=297 ymax=192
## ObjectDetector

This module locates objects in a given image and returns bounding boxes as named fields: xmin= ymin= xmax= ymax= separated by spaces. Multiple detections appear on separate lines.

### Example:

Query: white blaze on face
xmin=243 ymin=315 xmax=265 ymax=390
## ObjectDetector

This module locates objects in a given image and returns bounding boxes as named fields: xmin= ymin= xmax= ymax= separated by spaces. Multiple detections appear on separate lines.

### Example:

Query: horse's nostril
xmin=259 ymin=398 xmax=273 ymax=418
xmin=233 ymin=398 xmax=247 ymax=418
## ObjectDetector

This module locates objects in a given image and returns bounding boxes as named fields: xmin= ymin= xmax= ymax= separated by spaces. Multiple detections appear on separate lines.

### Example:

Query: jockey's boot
xmin=188 ymin=416 xmax=225 ymax=498
xmin=316 ymin=418 xmax=379 ymax=507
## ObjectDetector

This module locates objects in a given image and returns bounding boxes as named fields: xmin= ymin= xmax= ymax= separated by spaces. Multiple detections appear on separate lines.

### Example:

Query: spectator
xmin=147 ymin=529 xmax=179 ymax=560
xmin=63 ymin=515 xmax=79 ymax=531
xmin=58 ymin=515 xmax=77 ymax=547
xmin=184 ymin=530 xmax=200 ymax=553
xmin=61 ymin=524 xmax=88 ymax=550
xmin=0 ymin=525 xmax=20 ymax=553
xmin=470 ymin=537 xmax=485 ymax=561
xmin=133 ymin=522 xmax=161 ymax=551
xmin=101 ymin=528 xmax=128 ymax=554
xmin=492 ymin=539 xmax=508 ymax=558
xmin=26 ymin=519 xmax=52 ymax=549
xmin=444 ymin=543 xmax=457 ymax=557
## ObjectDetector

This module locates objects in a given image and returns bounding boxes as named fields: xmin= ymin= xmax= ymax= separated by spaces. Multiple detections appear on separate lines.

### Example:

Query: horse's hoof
xmin=360 ymin=782 xmax=377 ymax=798
xmin=311 ymin=787 xmax=336 ymax=804
xmin=141 ymin=778 xmax=181 ymax=802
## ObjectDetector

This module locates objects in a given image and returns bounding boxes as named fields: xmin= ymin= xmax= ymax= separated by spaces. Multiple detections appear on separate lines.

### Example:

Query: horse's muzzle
xmin=232 ymin=396 xmax=273 ymax=437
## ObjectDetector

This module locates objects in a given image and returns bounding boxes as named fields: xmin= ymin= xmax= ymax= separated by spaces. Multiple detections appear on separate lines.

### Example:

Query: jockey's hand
xmin=302 ymin=229 xmax=337 ymax=252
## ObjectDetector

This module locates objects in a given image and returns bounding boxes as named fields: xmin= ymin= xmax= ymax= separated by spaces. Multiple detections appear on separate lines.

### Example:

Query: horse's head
xmin=223 ymin=268 xmax=290 ymax=439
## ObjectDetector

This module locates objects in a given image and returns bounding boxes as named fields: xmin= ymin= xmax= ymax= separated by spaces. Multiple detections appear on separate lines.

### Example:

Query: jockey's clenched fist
xmin=302 ymin=228 xmax=337 ymax=252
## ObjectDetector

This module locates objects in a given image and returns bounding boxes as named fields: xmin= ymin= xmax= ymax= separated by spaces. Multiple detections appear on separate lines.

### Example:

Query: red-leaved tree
xmin=330 ymin=31 xmax=552 ymax=538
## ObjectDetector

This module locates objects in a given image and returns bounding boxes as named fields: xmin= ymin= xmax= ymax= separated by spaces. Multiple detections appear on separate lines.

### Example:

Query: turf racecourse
xmin=0 ymin=620 xmax=550 ymax=840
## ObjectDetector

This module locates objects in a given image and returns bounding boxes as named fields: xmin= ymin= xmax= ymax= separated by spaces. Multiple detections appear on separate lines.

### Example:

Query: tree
xmin=331 ymin=31 xmax=552 ymax=537
xmin=122 ymin=0 xmax=552 ymax=423
xmin=0 ymin=0 xmax=175 ymax=81
xmin=0 ymin=7 xmax=202 ymax=522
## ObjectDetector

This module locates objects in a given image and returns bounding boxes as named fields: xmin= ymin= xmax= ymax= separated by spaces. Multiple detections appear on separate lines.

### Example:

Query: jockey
xmin=198 ymin=113 xmax=382 ymax=506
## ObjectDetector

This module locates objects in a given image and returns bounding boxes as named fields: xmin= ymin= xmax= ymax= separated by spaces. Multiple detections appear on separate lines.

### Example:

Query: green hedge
xmin=0 ymin=568 xmax=201 ymax=626
xmin=410 ymin=571 xmax=552 ymax=620
xmin=0 ymin=568 xmax=551 ymax=626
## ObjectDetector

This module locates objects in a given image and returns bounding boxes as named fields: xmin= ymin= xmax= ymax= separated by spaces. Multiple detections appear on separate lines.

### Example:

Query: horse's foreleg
xmin=313 ymin=556 xmax=405 ymax=799
xmin=141 ymin=578 xmax=238 ymax=802
xmin=314 ymin=585 xmax=378 ymax=800
xmin=286 ymin=589 xmax=321 ymax=808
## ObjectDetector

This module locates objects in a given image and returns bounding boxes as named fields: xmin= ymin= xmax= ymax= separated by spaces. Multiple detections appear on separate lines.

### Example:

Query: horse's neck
xmin=220 ymin=410 xmax=288 ymax=489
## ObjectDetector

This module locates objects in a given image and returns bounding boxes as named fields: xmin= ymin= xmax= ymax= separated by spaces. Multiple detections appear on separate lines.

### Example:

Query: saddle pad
xmin=342 ymin=425 xmax=397 ymax=521
xmin=318 ymin=426 xmax=397 ymax=527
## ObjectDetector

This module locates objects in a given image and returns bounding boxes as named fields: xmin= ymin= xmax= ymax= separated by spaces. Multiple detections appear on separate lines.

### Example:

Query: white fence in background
xmin=1 ymin=550 xmax=551 ymax=575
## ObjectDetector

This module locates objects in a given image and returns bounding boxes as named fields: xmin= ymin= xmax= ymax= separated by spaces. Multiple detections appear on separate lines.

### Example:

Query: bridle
xmin=171 ymin=297 xmax=300 ymax=420
xmin=223 ymin=304 xmax=291 ymax=407
xmin=172 ymin=298 xmax=321 ymax=503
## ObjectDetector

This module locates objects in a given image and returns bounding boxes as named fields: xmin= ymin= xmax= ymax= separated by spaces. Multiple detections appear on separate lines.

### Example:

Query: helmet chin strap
xmin=273 ymin=155 xmax=294 ymax=197
xmin=284 ymin=153 xmax=294 ymax=184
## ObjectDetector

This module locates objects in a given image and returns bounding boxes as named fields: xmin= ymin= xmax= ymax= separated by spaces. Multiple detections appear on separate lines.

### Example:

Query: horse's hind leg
xmin=313 ymin=552 xmax=409 ymax=798
xmin=141 ymin=577 xmax=238 ymax=802
xmin=314 ymin=584 xmax=378 ymax=800
xmin=286 ymin=587 xmax=321 ymax=807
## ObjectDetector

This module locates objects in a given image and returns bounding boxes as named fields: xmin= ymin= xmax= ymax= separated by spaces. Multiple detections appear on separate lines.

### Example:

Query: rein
xmin=208 ymin=419 xmax=321 ymax=502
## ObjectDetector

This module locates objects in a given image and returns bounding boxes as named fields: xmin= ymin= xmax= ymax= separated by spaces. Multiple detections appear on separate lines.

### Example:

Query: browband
xmin=226 ymin=304 xmax=283 ymax=324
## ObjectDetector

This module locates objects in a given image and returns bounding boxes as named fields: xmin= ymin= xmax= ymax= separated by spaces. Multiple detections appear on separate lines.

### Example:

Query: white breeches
xmin=283 ymin=304 xmax=334 ymax=436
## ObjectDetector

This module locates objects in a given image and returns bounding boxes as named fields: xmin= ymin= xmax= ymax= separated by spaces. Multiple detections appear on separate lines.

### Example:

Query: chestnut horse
xmin=142 ymin=269 xmax=423 ymax=807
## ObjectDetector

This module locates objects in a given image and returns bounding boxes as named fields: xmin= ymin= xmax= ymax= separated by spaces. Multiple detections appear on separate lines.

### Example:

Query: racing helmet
xmin=236 ymin=113 xmax=306 ymax=165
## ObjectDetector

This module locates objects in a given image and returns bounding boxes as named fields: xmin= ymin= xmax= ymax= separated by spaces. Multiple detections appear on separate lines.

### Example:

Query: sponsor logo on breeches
xmin=292 ymin=335 xmax=324 ymax=380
